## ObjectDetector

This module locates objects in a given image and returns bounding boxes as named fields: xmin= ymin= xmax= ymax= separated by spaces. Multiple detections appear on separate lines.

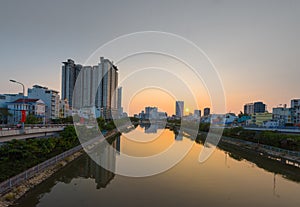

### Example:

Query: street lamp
xmin=9 ymin=79 xmax=25 ymax=131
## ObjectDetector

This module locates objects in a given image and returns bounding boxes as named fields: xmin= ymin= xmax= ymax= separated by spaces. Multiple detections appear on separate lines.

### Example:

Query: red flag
xmin=21 ymin=110 xmax=26 ymax=123
xmin=80 ymin=117 xmax=84 ymax=124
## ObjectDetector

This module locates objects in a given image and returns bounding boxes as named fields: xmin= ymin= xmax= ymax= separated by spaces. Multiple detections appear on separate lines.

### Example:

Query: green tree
xmin=25 ymin=114 xmax=42 ymax=124
xmin=0 ymin=108 xmax=12 ymax=124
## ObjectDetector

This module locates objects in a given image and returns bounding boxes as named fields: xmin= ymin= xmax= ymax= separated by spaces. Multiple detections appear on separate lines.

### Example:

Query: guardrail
xmin=0 ymin=145 xmax=82 ymax=195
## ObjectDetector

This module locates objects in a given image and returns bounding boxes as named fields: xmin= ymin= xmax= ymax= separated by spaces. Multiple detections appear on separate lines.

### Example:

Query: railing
xmin=260 ymin=145 xmax=300 ymax=157
xmin=221 ymin=136 xmax=300 ymax=157
xmin=0 ymin=124 xmax=71 ymax=131
xmin=0 ymin=145 xmax=82 ymax=195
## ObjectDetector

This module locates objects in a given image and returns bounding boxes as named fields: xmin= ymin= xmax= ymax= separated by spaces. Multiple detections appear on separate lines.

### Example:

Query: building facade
xmin=254 ymin=102 xmax=266 ymax=113
xmin=244 ymin=102 xmax=266 ymax=115
xmin=246 ymin=112 xmax=272 ymax=127
xmin=272 ymin=107 xmax=292 ymax=127
xmin=291 ymin=99 xmax=300 ymax=126
xmin=28 ymin=85 xmax=60 ymax=122
xmin=194 ymin=109 xmax=201 ymax=118
xmin=7 ymin=98 xmax=45 ymax=125
xmin=61 ymin=59 xmax=82 ymax=108
xmin=64 ymin=57 xmax=119 ymax=119
xmin=291 ymin=99 xmax=300 ymax=108
xmin=95 ymin=57 xmax=118 ymax=119
xmin=59 ymin=99 xmax=70 ymax=118
xmin=244 ymin=103 xmax=254 ymax=115
xmin=0 ymin=93 xmax=25 ymax=124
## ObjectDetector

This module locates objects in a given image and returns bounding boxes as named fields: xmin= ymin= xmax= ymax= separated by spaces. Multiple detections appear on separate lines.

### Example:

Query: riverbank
xmin=194 ymin=131 xmax=300 ymax=168
xmin=0 ymin=126 xmax=80 ymax=182
xmin=165 ymin=122 xmax=300 ymax=168
xmin=220 ymin=136 xmax=300 ymax=168
xmin=0 ymin=127 xmax=124 ymax=207
xmin=0 ymin=150 xmax=83 ymax=207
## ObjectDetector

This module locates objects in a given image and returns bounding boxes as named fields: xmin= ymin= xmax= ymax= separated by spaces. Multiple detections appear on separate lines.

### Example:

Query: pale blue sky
xmin=0 ymin=0 xmax=299 ymax=113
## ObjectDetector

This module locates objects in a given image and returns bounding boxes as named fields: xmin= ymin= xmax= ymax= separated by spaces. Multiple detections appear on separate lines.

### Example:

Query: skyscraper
xmin=28 ymin=85 xmax=60 ymax=121
xmin=204 ymin=108 xmax=210 ymax=116
xmin=61 ymin=59 xmax=82 ymax=108
xmin=176 ymin=101 xmax=184 ymax=117
xmin=97 ymin=57 xmax=118 ymax=118
xmin=64 ymin=57 xmax=119 ymax=119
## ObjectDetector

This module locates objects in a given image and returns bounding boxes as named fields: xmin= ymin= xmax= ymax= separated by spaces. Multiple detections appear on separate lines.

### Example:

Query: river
xmin=12 ymin=125 xmax=300 ymax=207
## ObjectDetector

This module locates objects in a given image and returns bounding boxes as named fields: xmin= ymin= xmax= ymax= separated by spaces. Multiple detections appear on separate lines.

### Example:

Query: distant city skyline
xmin=1 ymin=0 xmax=299 ymax=115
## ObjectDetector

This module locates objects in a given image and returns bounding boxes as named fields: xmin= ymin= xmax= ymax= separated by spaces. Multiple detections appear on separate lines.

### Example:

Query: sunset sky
xmin=0 ymin=0 xmax=299 ymax=115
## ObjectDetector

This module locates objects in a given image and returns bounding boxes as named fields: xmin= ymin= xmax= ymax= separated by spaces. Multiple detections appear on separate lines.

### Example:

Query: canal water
xmin=13 ymin=126 xmax=300 ymax=207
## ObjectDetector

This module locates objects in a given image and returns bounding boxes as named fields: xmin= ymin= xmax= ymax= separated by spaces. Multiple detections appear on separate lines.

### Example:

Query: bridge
xmin=0 ymin=125 xmax=68 ymax=142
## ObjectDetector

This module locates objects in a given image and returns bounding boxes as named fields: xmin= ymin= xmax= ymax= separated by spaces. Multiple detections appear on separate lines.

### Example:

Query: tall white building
xmin=244 ymin=103 xmax=254 ymax=115
xmin=176 ymin=101 xmax=184 ymax=118
xmin=28 ymin=85 xmax=60 ymax=121
xmin=67 ymin=57 xmax=119 ymax=119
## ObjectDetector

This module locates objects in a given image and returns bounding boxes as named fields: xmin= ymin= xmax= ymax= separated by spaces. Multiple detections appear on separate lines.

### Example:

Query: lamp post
xmin=9 ymin=79 xmax=25 ymax=131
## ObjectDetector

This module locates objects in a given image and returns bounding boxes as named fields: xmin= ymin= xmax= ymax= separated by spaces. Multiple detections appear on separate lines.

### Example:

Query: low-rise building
xmin=291 ymin=99 xmax=300 ymax=126
xmin=244 ymin=101 xmax=266 ymax=115
xmin=237 ymin=115 xmax=251 ymax=125
xmin=0 ymin=93 xmax=25 ymax=124
xmin=7 ymin=98 xmax=46 ymax=125
xmin=292 ymin=107 xmax=300 ymax=126
xmin=272 ymin=107 xmax=292 ymax=127
xmin=246 ymin=112 xmax=272 ymax=127
xmin=28 ymin=85 xmax=60 ymax=122
xmin=262 ymin=120 xmax=280 ymax=128
xmin=225 ymin=113 xmax=237 ymax=125
xmin=59 ymin=99 xmax=70 ymax=118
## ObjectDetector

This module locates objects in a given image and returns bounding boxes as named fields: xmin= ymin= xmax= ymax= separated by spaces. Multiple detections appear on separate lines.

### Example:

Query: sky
xmin=0 ymin=0 xmax=299 ymax=115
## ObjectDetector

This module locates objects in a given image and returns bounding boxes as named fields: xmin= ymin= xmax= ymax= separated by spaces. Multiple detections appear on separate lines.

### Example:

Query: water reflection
xmin=12 ymin=135 xmax=120 ymax=207
xmin=140 ymin=123 xmax=165 ymax=134
xmin=12 ymin=128 xmax=300 ymax=207
xmin=217 ymin=140 xmax=300 ymax=183
xmin=70 ymin=136 xmax=119 ymax=188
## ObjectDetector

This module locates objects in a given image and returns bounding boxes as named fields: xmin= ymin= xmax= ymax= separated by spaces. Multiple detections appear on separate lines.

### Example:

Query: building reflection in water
xmin=79 ymin=135 xmax=120 ymax=189
xmin=140 ymin=123 xmax=165 ymax=134
xmin=175 ymin=132 xmax=183 ymax=141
